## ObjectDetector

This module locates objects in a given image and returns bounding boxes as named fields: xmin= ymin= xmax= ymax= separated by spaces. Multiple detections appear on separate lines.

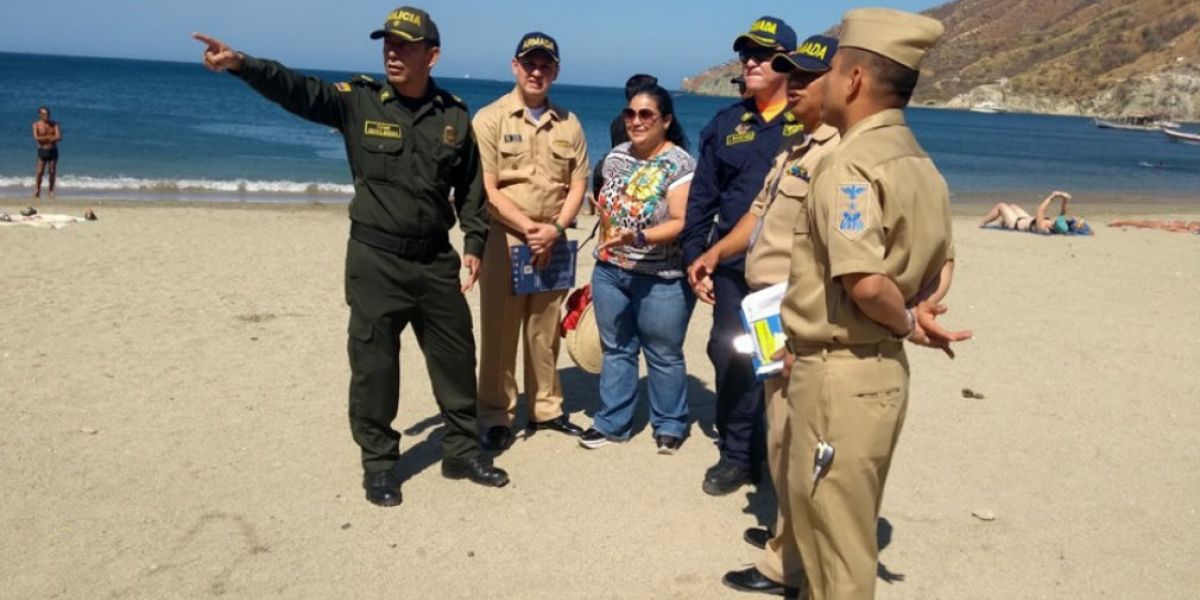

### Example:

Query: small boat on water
xmin=969 ymin=101 xmax=1007 ymax=114
xmin=1162 ymin=126 xmax=1200 ymax=144
xmin=1095 ymin=114 xmax=1179 ymax=132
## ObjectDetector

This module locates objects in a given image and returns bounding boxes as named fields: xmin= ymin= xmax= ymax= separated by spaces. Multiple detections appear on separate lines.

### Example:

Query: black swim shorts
xmin=37 ymin=147 xmax=59 ymax=161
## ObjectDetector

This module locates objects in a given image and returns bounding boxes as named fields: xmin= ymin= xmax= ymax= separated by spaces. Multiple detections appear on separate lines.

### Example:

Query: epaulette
xmin=438 ymin=90 xmax=469 ymax=110
xmin=351 ymin=74 xmax=381 ymax=89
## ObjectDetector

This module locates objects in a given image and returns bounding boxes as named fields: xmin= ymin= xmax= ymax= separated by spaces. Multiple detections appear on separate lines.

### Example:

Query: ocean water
xmin=2 ymin=52 xmax=1198 ymax=203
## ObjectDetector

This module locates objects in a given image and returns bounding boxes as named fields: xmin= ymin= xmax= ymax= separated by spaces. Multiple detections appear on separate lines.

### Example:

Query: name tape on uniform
xmin=364 ymin=121 xmax=403 ymax=140
xmin=726 ymin=131 xmax=757 ymax=146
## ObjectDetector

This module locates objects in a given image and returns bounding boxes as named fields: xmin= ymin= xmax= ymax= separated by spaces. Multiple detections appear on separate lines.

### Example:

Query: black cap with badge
xmin=370 ymin=6 xmax=440 ymax=47
xmin=732 ymin=16 xmax=798 ymax=52
xmin=514 ymin=32 xmax=560 ymax=63
xmin=772 ymin=35 xmax=838 ymax=73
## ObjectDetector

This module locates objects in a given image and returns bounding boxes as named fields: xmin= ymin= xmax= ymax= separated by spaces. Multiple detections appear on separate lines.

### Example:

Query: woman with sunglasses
xmin=580 ymin=84 xmax=696 ymax=454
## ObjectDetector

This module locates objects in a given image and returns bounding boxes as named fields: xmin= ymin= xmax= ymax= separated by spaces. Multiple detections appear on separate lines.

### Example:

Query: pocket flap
xmin=361 ymin=137 xmax=403 ymax=154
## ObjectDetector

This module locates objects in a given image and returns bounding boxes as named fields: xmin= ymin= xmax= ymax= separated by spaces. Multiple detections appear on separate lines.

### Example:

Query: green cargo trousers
xmin=344 ymin=238 xmax=481 ymax=473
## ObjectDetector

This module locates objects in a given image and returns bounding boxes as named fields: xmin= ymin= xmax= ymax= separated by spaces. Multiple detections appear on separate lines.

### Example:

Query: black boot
xmin=442 ymin=456 xmax=510 ymax=487
xmin=362 ymin=470 xmax=402 ymax=507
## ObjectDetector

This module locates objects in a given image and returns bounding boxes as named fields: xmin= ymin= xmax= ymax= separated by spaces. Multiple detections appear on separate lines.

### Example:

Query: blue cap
xmin=733 ymin=16 xmax=798 ymax=52
xmin=515 ymin=32 xmax=560 ymax=63
xmin=773 ymin=35 xmax=838 ymax=73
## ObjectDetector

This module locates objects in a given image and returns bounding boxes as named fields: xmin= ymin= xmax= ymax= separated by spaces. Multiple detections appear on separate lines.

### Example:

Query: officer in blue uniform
xmin=683 ymin=16 xmax=805 ymax=495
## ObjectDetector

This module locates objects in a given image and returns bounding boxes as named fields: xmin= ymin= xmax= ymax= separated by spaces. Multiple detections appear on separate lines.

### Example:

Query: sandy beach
xmin=2 ymin=199 xmax=1198 ymax=599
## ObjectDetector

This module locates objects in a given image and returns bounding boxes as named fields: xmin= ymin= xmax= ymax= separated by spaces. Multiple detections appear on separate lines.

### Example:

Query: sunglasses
xmin=621 ymin=108 xmax=661 ymax=124
xmin=738 ymin=48 xmax=776 ymax=65
xmin=518 ymin=59 xmax=556 ymax=73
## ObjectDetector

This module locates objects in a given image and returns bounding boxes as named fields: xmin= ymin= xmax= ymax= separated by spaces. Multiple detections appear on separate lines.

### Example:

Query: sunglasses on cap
xmin=621 ymin=108 xmax=661 ymax=124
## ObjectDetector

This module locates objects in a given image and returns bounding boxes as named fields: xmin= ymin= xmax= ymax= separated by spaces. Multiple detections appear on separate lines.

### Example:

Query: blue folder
xmin=510 ymin=240 xmax=577 ymax=295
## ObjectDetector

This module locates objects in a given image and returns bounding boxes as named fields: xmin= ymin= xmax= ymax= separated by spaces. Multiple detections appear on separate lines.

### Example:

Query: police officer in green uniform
xmin=192 ymin=6 xmax=509 ymax=508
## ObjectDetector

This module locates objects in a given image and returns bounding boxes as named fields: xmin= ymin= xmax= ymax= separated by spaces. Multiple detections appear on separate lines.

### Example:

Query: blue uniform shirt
xmin=681 ymin=99 xmax=804 ymax=270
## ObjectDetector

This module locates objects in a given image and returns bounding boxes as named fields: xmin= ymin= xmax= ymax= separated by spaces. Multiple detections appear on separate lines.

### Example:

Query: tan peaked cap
xmin=838 ymin=8 xmax=945 ymax=70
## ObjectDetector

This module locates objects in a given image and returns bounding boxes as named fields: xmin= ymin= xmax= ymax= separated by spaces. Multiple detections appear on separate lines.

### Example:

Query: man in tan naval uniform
xmin=780 ymin=9 xmax=971 ymax=600
xmin=473 ymin=32 xmax=589 ymax=449
xmin=688 ymin=34 xmax=841 ymax=598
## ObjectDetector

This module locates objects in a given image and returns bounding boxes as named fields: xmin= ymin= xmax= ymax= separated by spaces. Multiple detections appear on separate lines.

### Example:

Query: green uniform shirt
xmin=234 ymin=55 xmax=488 ymax=257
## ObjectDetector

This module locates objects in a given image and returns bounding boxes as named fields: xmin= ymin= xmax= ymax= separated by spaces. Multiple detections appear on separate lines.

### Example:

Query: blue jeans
xmin=590 ymin=262 xmax=695 ymax=439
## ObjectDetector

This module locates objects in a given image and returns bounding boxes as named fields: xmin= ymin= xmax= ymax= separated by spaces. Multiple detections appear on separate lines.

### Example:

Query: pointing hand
xmin=192 ymin=32 xmax=245 ymax=72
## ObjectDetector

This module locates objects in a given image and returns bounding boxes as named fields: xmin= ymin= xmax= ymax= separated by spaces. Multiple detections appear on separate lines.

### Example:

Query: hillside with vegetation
xmin=681 ymin=0 xmax=1200 ymax=119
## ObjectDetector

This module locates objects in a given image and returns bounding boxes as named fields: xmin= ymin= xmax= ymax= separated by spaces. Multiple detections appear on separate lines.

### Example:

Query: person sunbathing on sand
xmin=1107 ymin=219 xmax=1200 ymax=234
xmin=980 ymin=190 xmax=1093 ymax=235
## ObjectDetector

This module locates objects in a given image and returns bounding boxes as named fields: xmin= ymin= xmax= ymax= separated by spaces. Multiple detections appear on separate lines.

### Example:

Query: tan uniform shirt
xmin=472 ymin=88 xmax=589 ymax=222
xmin=782 ymin=109 xmax=953 ymax=345
xmin=745 ymin=123 xmax=840 ymax=289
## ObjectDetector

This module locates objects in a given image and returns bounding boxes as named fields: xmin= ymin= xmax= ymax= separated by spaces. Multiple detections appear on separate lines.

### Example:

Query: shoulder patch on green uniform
xmin=835 ymin=182 xmax=870 ymax=240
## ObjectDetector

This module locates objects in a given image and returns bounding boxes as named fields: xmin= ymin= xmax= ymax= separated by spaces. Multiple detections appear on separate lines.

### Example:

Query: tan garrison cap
xmin=838 ymin=8 xmax=944 ymax=70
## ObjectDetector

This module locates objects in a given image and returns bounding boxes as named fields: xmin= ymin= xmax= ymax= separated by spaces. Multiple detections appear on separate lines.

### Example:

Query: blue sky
xmin=0 ymin=0 xmax=944 ymax=87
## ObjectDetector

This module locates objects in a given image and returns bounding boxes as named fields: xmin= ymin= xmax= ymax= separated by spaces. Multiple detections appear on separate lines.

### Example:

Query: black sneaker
xmin=655 ymin=435 xmax=681 ymax=455
xmin=578 ymin=427 xmax=612 ymax=449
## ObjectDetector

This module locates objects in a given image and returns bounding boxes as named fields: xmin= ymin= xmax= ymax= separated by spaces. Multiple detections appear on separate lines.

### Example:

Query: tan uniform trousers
xmin=477 ymin=223 xmax=567 ymax=428
xmin=755 ymin=374 xmax=806 ymax=587
xmin=786 ymin=341 xmax=909 ymax=600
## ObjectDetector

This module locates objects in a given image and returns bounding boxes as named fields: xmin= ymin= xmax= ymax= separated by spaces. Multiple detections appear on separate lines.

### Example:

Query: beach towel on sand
xmin=0 ymin=213 xmax=91 ymax=229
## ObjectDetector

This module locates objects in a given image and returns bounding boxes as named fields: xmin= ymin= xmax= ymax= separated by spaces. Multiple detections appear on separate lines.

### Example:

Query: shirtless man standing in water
xmin=33 ymin=106 xmax=62 ymax=199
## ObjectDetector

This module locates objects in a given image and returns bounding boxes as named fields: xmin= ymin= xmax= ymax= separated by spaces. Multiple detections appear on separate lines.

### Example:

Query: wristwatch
xmin=633 ymin=230 xmax=647 ymax=248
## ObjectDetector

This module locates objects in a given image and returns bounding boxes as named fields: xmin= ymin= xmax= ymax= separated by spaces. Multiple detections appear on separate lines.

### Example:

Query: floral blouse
xmin=593 ymin=143 xmax=695 ymax=278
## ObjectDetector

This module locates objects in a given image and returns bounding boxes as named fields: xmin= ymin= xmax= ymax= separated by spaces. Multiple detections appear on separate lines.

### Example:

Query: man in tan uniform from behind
xmin=473 ymin=32 xmax=589 ymax=449
xmin=780 ymin=8 xmax=971 ymax=600
xmin=688 ymin=34 xmax=841 ymax=597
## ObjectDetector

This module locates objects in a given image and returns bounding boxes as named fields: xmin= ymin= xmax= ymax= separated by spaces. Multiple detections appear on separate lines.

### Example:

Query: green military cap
xmin=370 ymin=6 xmax=440 ymax=46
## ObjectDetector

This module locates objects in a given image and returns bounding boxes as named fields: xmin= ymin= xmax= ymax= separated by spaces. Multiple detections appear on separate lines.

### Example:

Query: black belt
xmin=350 ymin=222 xmax=450 ymax=259
xmin=785 ymin=338 xmax=904 ymax=358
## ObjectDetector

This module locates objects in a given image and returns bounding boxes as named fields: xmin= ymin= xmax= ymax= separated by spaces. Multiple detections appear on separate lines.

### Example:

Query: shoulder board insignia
xmin=726 ymin=131 xmax=756 ymax=146
xmin=783 ymin=123 xmax=805 ymax=137
xmin=335 ymin=82 xmax=352 ymax=93
xmin=351 ymin=75 xmax=381 ymax=89
xmin=364 ymin=121 xmax=403 ymax=140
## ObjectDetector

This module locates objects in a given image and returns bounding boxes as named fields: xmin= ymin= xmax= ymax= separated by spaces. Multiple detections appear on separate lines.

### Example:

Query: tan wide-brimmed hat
xmin=566 ymin=302 xmax=602 ymax=374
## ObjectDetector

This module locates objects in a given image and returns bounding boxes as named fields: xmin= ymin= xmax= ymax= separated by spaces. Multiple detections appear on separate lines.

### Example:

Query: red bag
xmin=560 ymin=284 xmax=593 ymax=337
